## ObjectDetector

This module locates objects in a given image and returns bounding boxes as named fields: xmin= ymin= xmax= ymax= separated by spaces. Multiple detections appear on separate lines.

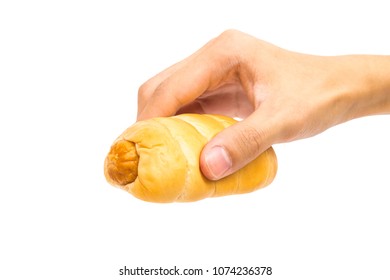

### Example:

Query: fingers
xmin=137 ymin=61 xmax=210 ymax=120
xmin=200 ymin=109 xmax=280 ymax=180
xmin=137 ymin=50 xmax=234 ymax=121
xmin=137 ymin=60 xmax=187 ymax=117
xmin=137 ymin=31 xmax=245 ymax=121
xmin=137 ymin=39 xmax=213 ymax=120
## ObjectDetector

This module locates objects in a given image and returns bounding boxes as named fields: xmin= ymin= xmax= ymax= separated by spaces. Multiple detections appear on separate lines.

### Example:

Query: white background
xmin=0 ymin=1 xmax=389 ymax=279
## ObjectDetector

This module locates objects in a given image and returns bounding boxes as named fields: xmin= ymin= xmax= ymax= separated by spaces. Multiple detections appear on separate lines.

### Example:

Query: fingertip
xmin=200 ymin=112 xmax=276 ymax=180
xmin=200 ymin=145 xmax=233 ymax=180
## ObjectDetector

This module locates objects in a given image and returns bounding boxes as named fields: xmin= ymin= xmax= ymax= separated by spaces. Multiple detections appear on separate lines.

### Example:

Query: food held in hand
xmin=104 ymin=114 xmax=277 ymax=202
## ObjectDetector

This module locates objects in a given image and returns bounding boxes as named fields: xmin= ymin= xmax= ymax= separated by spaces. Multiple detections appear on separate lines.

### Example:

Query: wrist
xmin=341 ymin=55 xmax=390 ymax=120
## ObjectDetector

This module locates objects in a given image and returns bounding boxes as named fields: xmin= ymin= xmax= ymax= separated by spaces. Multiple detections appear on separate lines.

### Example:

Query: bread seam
xmin=153 ymin=118 xmax=189 ymax=202
xmin=174 ymin=115 xmax=217 ymax=198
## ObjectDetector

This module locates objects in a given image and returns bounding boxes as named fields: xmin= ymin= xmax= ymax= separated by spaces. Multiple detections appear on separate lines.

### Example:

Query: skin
xmin=137 ymin=29 xmax=390 ymax=180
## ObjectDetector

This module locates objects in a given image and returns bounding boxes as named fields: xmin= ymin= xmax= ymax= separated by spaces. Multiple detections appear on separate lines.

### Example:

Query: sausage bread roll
xmin=104 ymin=114 xmax=277 ymax=202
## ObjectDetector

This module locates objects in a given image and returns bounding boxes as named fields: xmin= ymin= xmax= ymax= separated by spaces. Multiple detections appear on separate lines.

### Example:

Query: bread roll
xmin=104 ymin=114 xmax=277 ymax=203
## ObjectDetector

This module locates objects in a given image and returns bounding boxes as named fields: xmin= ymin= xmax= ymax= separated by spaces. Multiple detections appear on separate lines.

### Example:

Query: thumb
xmin=200 ymin=112 xmax=276 ymax=180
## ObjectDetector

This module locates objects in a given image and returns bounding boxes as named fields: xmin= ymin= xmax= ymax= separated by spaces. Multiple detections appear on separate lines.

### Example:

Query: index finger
xmin=137 ymin=41 xmax=236 ymax=121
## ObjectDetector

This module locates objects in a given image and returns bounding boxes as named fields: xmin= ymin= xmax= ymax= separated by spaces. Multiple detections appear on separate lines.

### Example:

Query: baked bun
xmin=104 ymin=114 xmax=277 ymax=203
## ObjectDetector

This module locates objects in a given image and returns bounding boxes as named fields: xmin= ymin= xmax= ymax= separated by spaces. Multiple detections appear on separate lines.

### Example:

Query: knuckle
xmin=219 ymin=29 xmax=241 ymax=40
xmin=234 ymin=124 xmax=266 ymax=157
xmin=137 ymin=82 xmax=150 ymax=99
xmin=206 ymin=30 xmax=244 ymax=70
xmin=216 ymin=29 xmax=241 ymax=48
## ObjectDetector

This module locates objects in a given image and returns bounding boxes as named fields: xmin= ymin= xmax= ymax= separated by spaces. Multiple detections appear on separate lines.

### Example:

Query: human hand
xmin=137 ymin=29 xmax=390 ymax=180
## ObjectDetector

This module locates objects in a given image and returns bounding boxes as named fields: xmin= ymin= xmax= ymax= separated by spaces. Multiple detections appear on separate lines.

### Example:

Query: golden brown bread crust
xmin=104 ymin=114 xmax=277 ymax=203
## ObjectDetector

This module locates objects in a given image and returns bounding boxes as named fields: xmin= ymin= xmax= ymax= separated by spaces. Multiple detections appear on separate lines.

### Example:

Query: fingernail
xmin=205 ymin=146 xmax=232 ymax=179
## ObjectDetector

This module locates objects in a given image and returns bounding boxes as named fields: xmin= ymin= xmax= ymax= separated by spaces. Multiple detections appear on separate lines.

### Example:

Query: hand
xmin=137 ymin=29 xmax=390 ymax=180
